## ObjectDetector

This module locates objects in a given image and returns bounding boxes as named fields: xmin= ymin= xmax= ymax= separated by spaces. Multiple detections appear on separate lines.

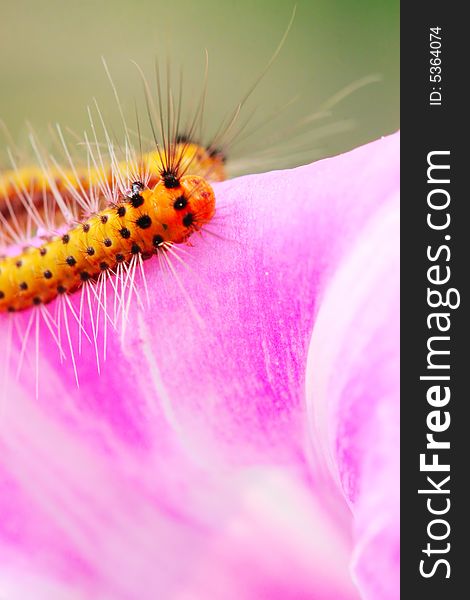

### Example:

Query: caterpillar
xmin=0 ymin=140 xmax=224 ymax=312
xmin=0 ymin=21 xmax=373 ymax=392
xmin=0 ymin=6 xmax=367 ymax=318
xmin=0 ymin=63 xmax=375 ymax=317
xmin=0 ymin=175 xmax=215 ymax=312
xmin=0 ymin=142 xmax=226 ymax=210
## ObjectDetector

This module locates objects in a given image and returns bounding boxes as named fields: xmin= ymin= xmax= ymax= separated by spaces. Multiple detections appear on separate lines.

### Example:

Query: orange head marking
xmin=140 ymin=174 xmax=216 ymax=245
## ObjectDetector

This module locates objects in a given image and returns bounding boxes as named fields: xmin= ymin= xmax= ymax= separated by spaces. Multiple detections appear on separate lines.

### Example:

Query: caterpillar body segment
xmin=0 ymin=173 xmax=216 ymax=312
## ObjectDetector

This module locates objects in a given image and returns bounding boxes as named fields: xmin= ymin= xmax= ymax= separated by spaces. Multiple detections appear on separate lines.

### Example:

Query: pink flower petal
xmin=306 ymin=193 xmax=399 ymax=598
xmin=0 ymin=132 xmax=399 ymax=598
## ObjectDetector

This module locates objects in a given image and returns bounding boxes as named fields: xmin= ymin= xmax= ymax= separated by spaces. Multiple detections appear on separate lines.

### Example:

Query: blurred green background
xmin=0 ymin=0 xmax=398 ymax=171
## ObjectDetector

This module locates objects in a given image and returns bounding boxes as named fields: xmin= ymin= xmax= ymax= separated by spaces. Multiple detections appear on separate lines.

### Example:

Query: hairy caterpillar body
xmin=0 ymin=141 xmax=222 ymax=312
xmin=0 ymin=142 xmax=226 ymax=206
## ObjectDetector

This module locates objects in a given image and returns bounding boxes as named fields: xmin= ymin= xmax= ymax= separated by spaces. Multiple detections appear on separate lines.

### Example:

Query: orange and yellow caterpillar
xmin=0 ymin=140 xmax=225 ymax=312
xmin=0 ymin=12 xmax=349 ymax=316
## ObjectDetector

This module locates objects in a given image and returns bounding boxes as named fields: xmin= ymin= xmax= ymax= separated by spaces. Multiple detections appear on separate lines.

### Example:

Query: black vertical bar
xmin=401 ymin=3 xmax=468 ymax=597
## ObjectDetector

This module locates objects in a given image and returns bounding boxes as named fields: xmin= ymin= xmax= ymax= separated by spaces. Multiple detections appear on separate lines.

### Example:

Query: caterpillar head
xmin=140 ymin=175 xmax=216 ymax=245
